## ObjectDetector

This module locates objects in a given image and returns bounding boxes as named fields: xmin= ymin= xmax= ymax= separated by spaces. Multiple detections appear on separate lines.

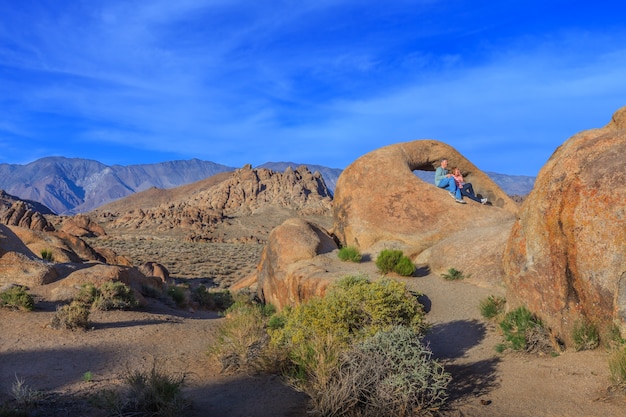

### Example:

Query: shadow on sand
xmin=425 ymin=319 xmax=501 ymax=403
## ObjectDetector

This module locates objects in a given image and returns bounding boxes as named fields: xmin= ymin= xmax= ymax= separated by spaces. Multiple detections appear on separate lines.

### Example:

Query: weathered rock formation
xmin=503 ymin=106 xmax=626 ymax=345
xmin=333 ymin=139 xmax=518 ymax=254
xmin=0 ymin=200 xmax=55 ymax=232
xmin=58 ymin=214 xmax=106 ymax=237
xmin=93 ymin=165 xmax=333 ymax=242
xmin=0 ymin=223 xmax=162 ymax=304
xmin=256 ymin=218 xmax=338 ymax=310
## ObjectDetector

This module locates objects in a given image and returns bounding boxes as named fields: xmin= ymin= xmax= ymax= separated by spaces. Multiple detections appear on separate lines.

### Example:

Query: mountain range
xmin=0 ymin=157 xmax=535 ymax=215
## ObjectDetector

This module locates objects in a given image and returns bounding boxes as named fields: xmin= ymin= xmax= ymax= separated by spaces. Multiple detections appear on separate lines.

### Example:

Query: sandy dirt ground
xmin=2 ymin=225 xmax=626 ymax=416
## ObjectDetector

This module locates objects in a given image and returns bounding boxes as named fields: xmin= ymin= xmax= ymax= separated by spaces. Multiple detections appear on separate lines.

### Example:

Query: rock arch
xmin=332 ymin=139 xmax=518 ymax=255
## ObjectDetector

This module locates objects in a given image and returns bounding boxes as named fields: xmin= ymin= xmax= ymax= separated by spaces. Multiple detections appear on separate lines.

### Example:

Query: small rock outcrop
xmin=333 ymin=139 xmax=518 ymax=254
xmin=59 ymin=214 xmax=106 ymax=237
xmin=256 ymin=218 xmax=338 ymax=310
xmin=0 ymin=200 xmax=55 ymax=232
xmin=503 ymin=106 xmax=626 ymax=345
xmin=138 ymin=261 xmax=170 ymax=284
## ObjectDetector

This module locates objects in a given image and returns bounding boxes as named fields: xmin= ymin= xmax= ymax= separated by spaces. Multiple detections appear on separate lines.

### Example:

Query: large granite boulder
xmin=256 ymin=218 xmax=339 ymax=310
xmin=332 ymin=139 xmax=518 ymax=254
xmin=503 ymin=106 xmax=626 ymax=345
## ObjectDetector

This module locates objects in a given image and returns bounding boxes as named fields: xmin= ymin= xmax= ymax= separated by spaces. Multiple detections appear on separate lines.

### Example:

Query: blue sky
xmin=1 ymin=1 xmax=625 ymax=176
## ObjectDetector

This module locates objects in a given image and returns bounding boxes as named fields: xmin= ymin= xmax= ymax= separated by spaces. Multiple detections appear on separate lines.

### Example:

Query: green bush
xmin=50 ymin=301 xmax=91 ymax=330
xmin=337 ymin=246 xmax=362 ymax=263
xmin=313 ymin=326 xmax=450 ymax=417
xmin=498 ymin=306 xmax=553 ymax=354
xmin=572 ymin=319 xmax=600 ymax=351
xmin=0 ymin=286 xmax=34 ymax=311
xmin=40 ymin=249 xmax=54 ymax=262
xmin=167 ymin=285 xmax=187 ymax=308
xmin=375 ymin=249 xmax=403 ymax=274
xmin=270 ymin=275 xmax=426 ymax=384
xmin=479 ymin=295 xmax=506 ymax=320
xmin=193 ymin=286 xmax=234 ymax=311
xmin=441 ymin=267 xmax=469 ymax=280
xmin=393 ymin=255 xmax=416 ymax=277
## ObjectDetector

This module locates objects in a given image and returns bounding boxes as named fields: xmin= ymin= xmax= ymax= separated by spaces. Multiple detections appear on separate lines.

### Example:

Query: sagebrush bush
xmin=50 ymin=301 xmax=91 ymax=330
xmin=337 ymin=246 xmax=362 ymax=263
xmin=312 ymin=326 xmax=450 ymax=417
xmin=498 ymin=306 xmax=553 ymax=354
xmin=375 ymin=249 xmax=403 ymax=274
xmin=0 ymin=285 xmax=34 ymax=311
xmin=76 ymin=281 xmax=138 ymax=311
xmin=479 ymin=295 xmax=506 ymax=320
xmin=94 ymin=361 xmax=190 ymax=417
xmin=571 ymin=319 xmax=599 ymax=351
xmin=93 ymin=281 xmax=138 ymax=311
xmin=208 ymin=298 xmax=281 ymax=374
xmin=270 ymin=275 xmax=426 ymax=384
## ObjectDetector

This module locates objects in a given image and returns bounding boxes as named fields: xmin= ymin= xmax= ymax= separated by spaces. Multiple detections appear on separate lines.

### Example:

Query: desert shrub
xmin=312 ymin=326 xmax=450 ymax=417
xmin=193 ymin=285 xmax=234 ymax=311
xmin=608 ymin=347 xmax=626 ymax=387
xmin=82 ymin=371 xmax=93 ymax=382
xmin=270 ymin=275 xmax=426 ymax=383
xmin=50 ymin=301 xmax=91 ymax=330
xmin=40 ymin=249 xmax=54 ymax=262
xmin=375 ymin=249 xmax=403 ymax=274
xmin=94 ymin=361 xmax=190 ymax=417
xmin=76 ymin=281 xmax=138 ymax=311
xmin=93 ymin=281 xmax=138 ymax=311
xmin=337 ymin=246 xmax=362 ymax=263
xmin=498 ymin=306 xmax=553 ymax=354
xmin=167 ymin=285 xmax=187 ymax=308
xmin=0 ymin=286 xmax=34 ymax=311
xmin=393 ymin=255 xmax=416 ymax=277
xmin=604 ymin=324 xmax=626 ymax=349
xmin=441 ymin=267 xmax=469 ymax=280
xmin=479 ymin=295 xmax=506 ymax=320
xmin=75 ymin=283 xmax=99 ymax=305
xmin=11 ymin=375 xmax=42 ymax=409
xmin=208 ymin=298 xmax=281 ymax=374
xmin=571 ymin=319 xmax=599 ymax=351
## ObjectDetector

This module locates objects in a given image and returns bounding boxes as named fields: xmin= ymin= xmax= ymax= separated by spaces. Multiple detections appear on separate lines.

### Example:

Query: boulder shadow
xmin=416 ymin=293 xmax=431 ymax=313
xmin=425 ymin=319 xmax=487 ymax=360
xmin=413 ymin=265 xmax=430 ymax=277
xmin=445 ymin=357 xmax=501 ymax=401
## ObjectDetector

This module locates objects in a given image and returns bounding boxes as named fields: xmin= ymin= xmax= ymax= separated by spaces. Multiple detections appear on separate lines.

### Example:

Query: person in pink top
xmin=451 ymin=167 xmax=488 ymax=205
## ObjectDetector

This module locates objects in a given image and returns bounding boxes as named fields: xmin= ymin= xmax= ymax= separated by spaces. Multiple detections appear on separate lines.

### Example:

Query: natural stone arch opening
xmin=332 ymin=139 xmax=518 ymax=252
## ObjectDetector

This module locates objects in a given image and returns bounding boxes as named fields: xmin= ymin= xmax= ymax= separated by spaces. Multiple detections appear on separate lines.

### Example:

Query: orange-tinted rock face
xmin=332 ymin=139 xmax=517 ymax=254
xmin=503 ymin=106 xmax=626 ymax=345
xmin=256 ymin=218 xmax=337 ymax=310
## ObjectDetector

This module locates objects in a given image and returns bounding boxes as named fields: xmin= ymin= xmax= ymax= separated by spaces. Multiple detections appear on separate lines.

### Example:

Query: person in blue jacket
xmin=434 ymin=158 xmax=465 ymax=204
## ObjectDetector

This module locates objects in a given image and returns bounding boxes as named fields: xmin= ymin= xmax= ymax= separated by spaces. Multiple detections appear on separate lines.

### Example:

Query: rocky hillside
xmin=89 ymin=164 xmax=333 ymax=243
